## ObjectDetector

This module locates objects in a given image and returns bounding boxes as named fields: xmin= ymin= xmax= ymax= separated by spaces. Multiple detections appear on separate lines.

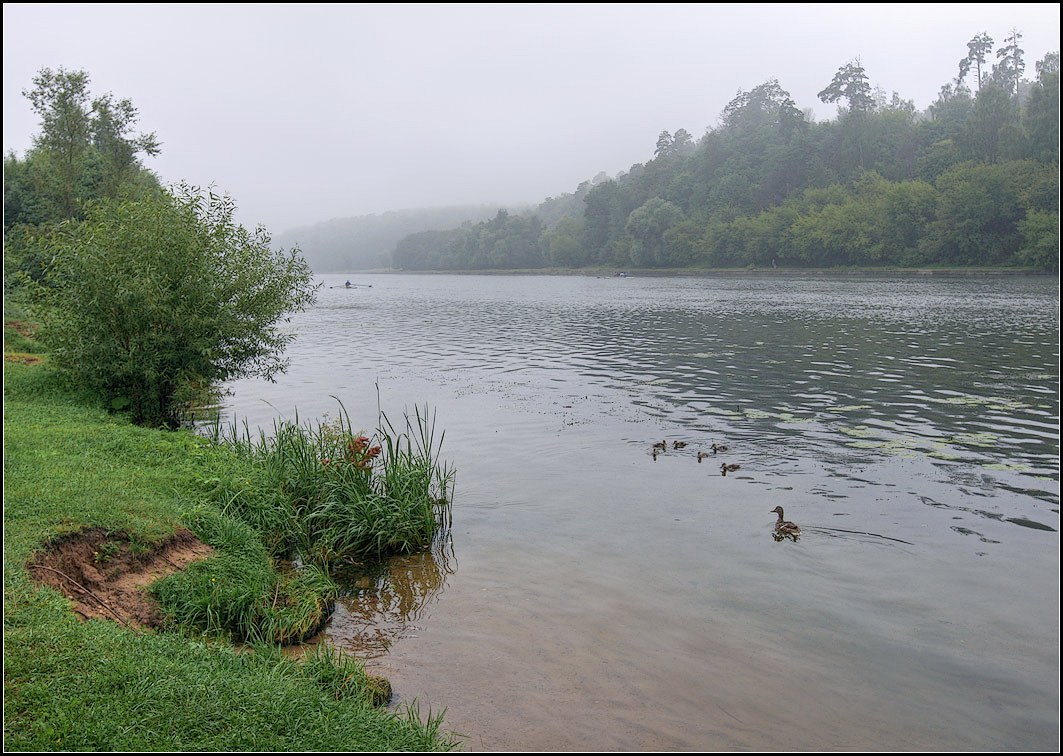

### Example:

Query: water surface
xmin=217 ymin=273 xmax=1059 ymax=751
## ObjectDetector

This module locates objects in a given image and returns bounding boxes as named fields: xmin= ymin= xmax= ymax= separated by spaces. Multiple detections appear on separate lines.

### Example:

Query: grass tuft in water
xmin=299 ymin=642 xmax=394 ymax=707
xmin=204 ymin=401 xmax=455 ymax=571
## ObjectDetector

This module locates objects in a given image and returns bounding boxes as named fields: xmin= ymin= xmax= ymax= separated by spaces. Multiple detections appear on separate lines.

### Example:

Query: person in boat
xmin=344 ymin=280 xmax=352 ymax=288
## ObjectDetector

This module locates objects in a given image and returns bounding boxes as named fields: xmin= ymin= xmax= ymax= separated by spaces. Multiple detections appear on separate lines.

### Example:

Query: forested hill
xmin=393 ymin=36 xmax=1060 ymax=272
xmin=275 ymin=205 xmax=530 ymax=272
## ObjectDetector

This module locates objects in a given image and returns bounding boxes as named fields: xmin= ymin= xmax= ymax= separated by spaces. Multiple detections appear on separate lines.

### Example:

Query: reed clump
xmin=206 ymin=403 xmax=455 ymax=571
xmin=153 ymin=403 xmax=454 ymax=645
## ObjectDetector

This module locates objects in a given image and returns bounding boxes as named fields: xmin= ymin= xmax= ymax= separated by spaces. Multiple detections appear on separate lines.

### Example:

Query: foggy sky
xmin=3 ymin=3 xmax=1060 ymax=235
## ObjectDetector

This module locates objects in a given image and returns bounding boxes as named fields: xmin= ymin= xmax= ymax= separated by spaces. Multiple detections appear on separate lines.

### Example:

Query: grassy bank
xmin=3 ymin=349 xmax=457 ymax=750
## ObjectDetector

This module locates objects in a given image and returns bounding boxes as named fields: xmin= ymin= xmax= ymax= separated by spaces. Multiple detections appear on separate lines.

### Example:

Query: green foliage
xmin=394 ymin=209 xmax=546 ymax=270
xmin=5 ymin=67 xmax=161 ymax=233
xmin=1017 ymin=209 xmax=1060 ymax=270
xmin=35 ymin=185 xmax=319 ymax=428
xmin=1024 ymin=61 xmax=1060 ymax=163
xmin=818 ymin=59 xmax=874 ymax=113
xmin=299 ymin=643 xmax=394 ymax=706
xmin=205 ymin=404 xmax=454 ymax=570
xmin=150 ymin=506 xmax=338 ymax=646
xmin=959 ymin=32 xmax=995 ymax=91
xmin=625 ymin=198 xmax=684 ymax=267
xmin=921 ymin=160 xmax=1047 ymax=264
xmin=544 ymin=216 xmax=586 ymax=266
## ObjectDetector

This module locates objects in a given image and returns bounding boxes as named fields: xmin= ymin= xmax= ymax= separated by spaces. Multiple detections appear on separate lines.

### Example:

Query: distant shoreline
xmin=323 ymin=266 xmax=1056 ymax=279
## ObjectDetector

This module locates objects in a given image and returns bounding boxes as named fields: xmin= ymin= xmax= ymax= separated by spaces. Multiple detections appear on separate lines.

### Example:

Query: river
xmin=214 ymin=272 xmax=1059 ymax=751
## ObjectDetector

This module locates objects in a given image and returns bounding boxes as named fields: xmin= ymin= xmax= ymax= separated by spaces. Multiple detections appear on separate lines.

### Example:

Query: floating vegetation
xmin=848 ymin=440 xmax=886 ymax=449
xmin=950 ymin=431 xmax=1002 ymax=447
xmin=927 ymin=445 xmax=964 ymax=461
xmin=840 ymin=425 xmax=879 ymax=438
xmin=742 ymin=408 xmax=800 ymax=422
xmin=982 ymin=462 xmax=1033 ymax=472
xmin=925 ymin=394 xmax=1028 ymax=411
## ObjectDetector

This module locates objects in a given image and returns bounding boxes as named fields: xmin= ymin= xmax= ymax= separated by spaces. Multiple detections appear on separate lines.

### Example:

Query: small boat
xmin=330 ymin=281 xmax=372 ymax=289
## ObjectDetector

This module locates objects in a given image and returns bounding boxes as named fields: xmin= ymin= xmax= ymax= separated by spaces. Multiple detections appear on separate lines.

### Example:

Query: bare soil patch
xmin=27 ymin=527 xmax=213 ymax=629
xmin=5 ymin=320 xmax=38 ymax=338
xmin=5 ymin=353 xmax=43 ymax=365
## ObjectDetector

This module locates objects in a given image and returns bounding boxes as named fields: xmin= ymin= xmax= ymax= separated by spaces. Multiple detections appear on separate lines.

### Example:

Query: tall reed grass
xmin=205 ymin=402 xmax=455 ymax=571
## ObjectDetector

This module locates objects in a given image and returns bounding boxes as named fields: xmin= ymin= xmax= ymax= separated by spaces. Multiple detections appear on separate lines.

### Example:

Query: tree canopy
xmin=388 ymin=35 xmax=1058 ymax=273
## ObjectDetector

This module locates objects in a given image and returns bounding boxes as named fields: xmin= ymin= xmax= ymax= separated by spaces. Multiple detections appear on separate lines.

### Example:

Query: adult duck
xmin=771 ymin=506 xmax=801 ymax=538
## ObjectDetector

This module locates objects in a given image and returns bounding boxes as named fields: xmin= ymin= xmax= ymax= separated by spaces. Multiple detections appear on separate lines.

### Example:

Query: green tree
xmin=1024 ymin=51 xmax=1060 ymax=163
xmin=9 ymin=67 xmax=160 ymax=228
xmin=958 ymin=82 xmax=1015 ymax=162
xmin=37 ymin=185 xmax=319 ymax=427
xmin=545 ymin=216 xmax=586 ymax=266
xmin=993 ymin=28 xmax=1025 ymax=96
xmin=958 ymin=32 xmax=994 ymax=92
xmin=818 ymin=59 xmax=873 ymax=114
xmin=22 ymin=67 xmax=94 ymax=218
xmin=1017 ymin=209 xmax=1059 ymax=270
xmin=672 ymin=128 xmax=694 ymax=154
xmin=625 ymin=198 xmax=684 ymax=266
xmin=655 ymin=130 xmax=674 ymax=157
xmin=819 ymin=60 xmax=874 ymax=172
xmin=91 ymin=93 xmax=161 ymax=199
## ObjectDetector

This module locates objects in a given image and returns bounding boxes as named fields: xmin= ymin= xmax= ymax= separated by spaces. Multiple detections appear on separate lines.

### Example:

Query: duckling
xmin=652 ymin=440 xmax=667 ymax=452
xmin=672 ymin=441 xmax=687 ymax=449
xmin=721 ymin=463 xmax=741 ymax=476
xmin=652 ymin=447 xmax=659 ymax=462
xmin=771 ymin=506 xmax=801 ymax=538
xmin=711 ymin=443 xmax=728 ymax=454
xmin=697 ymin=451 xmax=710 ymax=463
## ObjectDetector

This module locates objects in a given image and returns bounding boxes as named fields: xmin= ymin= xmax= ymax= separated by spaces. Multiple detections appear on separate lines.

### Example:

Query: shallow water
xmin=216 ymin=273 xmax=1059 ymax=751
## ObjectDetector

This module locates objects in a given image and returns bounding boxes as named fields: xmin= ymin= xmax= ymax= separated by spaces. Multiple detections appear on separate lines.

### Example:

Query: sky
xmin=3 ymin=3 xmax=1060 ymax=235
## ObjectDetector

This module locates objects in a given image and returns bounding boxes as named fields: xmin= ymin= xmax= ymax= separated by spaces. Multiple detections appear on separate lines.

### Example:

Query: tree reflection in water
xmin=324 ymin=533 xmax=456 ymax=658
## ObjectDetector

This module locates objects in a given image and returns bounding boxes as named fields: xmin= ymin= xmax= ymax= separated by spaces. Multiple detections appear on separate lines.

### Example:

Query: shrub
xmin=35 ymin=184 xmax=318 ymax=428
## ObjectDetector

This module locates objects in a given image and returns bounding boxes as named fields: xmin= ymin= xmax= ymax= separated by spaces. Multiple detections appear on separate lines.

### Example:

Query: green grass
xmin=4 ymin=353 xmax=458 ymax=750
xmin=205 ymin=403 xmax=455 ymax=570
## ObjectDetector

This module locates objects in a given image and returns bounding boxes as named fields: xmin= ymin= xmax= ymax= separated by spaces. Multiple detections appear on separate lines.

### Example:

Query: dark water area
xmin=215 ymin=273 xmax=1059 ymax=751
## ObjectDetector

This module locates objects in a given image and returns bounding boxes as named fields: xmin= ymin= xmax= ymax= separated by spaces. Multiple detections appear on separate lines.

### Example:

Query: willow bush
xmin=35 ymin=184 xmax=318 ymax=428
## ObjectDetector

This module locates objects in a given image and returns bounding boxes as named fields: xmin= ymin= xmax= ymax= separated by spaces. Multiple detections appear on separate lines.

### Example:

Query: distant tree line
xmin=393 ymin=32 xmax=1059 ymax=272
xmin=276 ymin=205 xmax=526 ymax=272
